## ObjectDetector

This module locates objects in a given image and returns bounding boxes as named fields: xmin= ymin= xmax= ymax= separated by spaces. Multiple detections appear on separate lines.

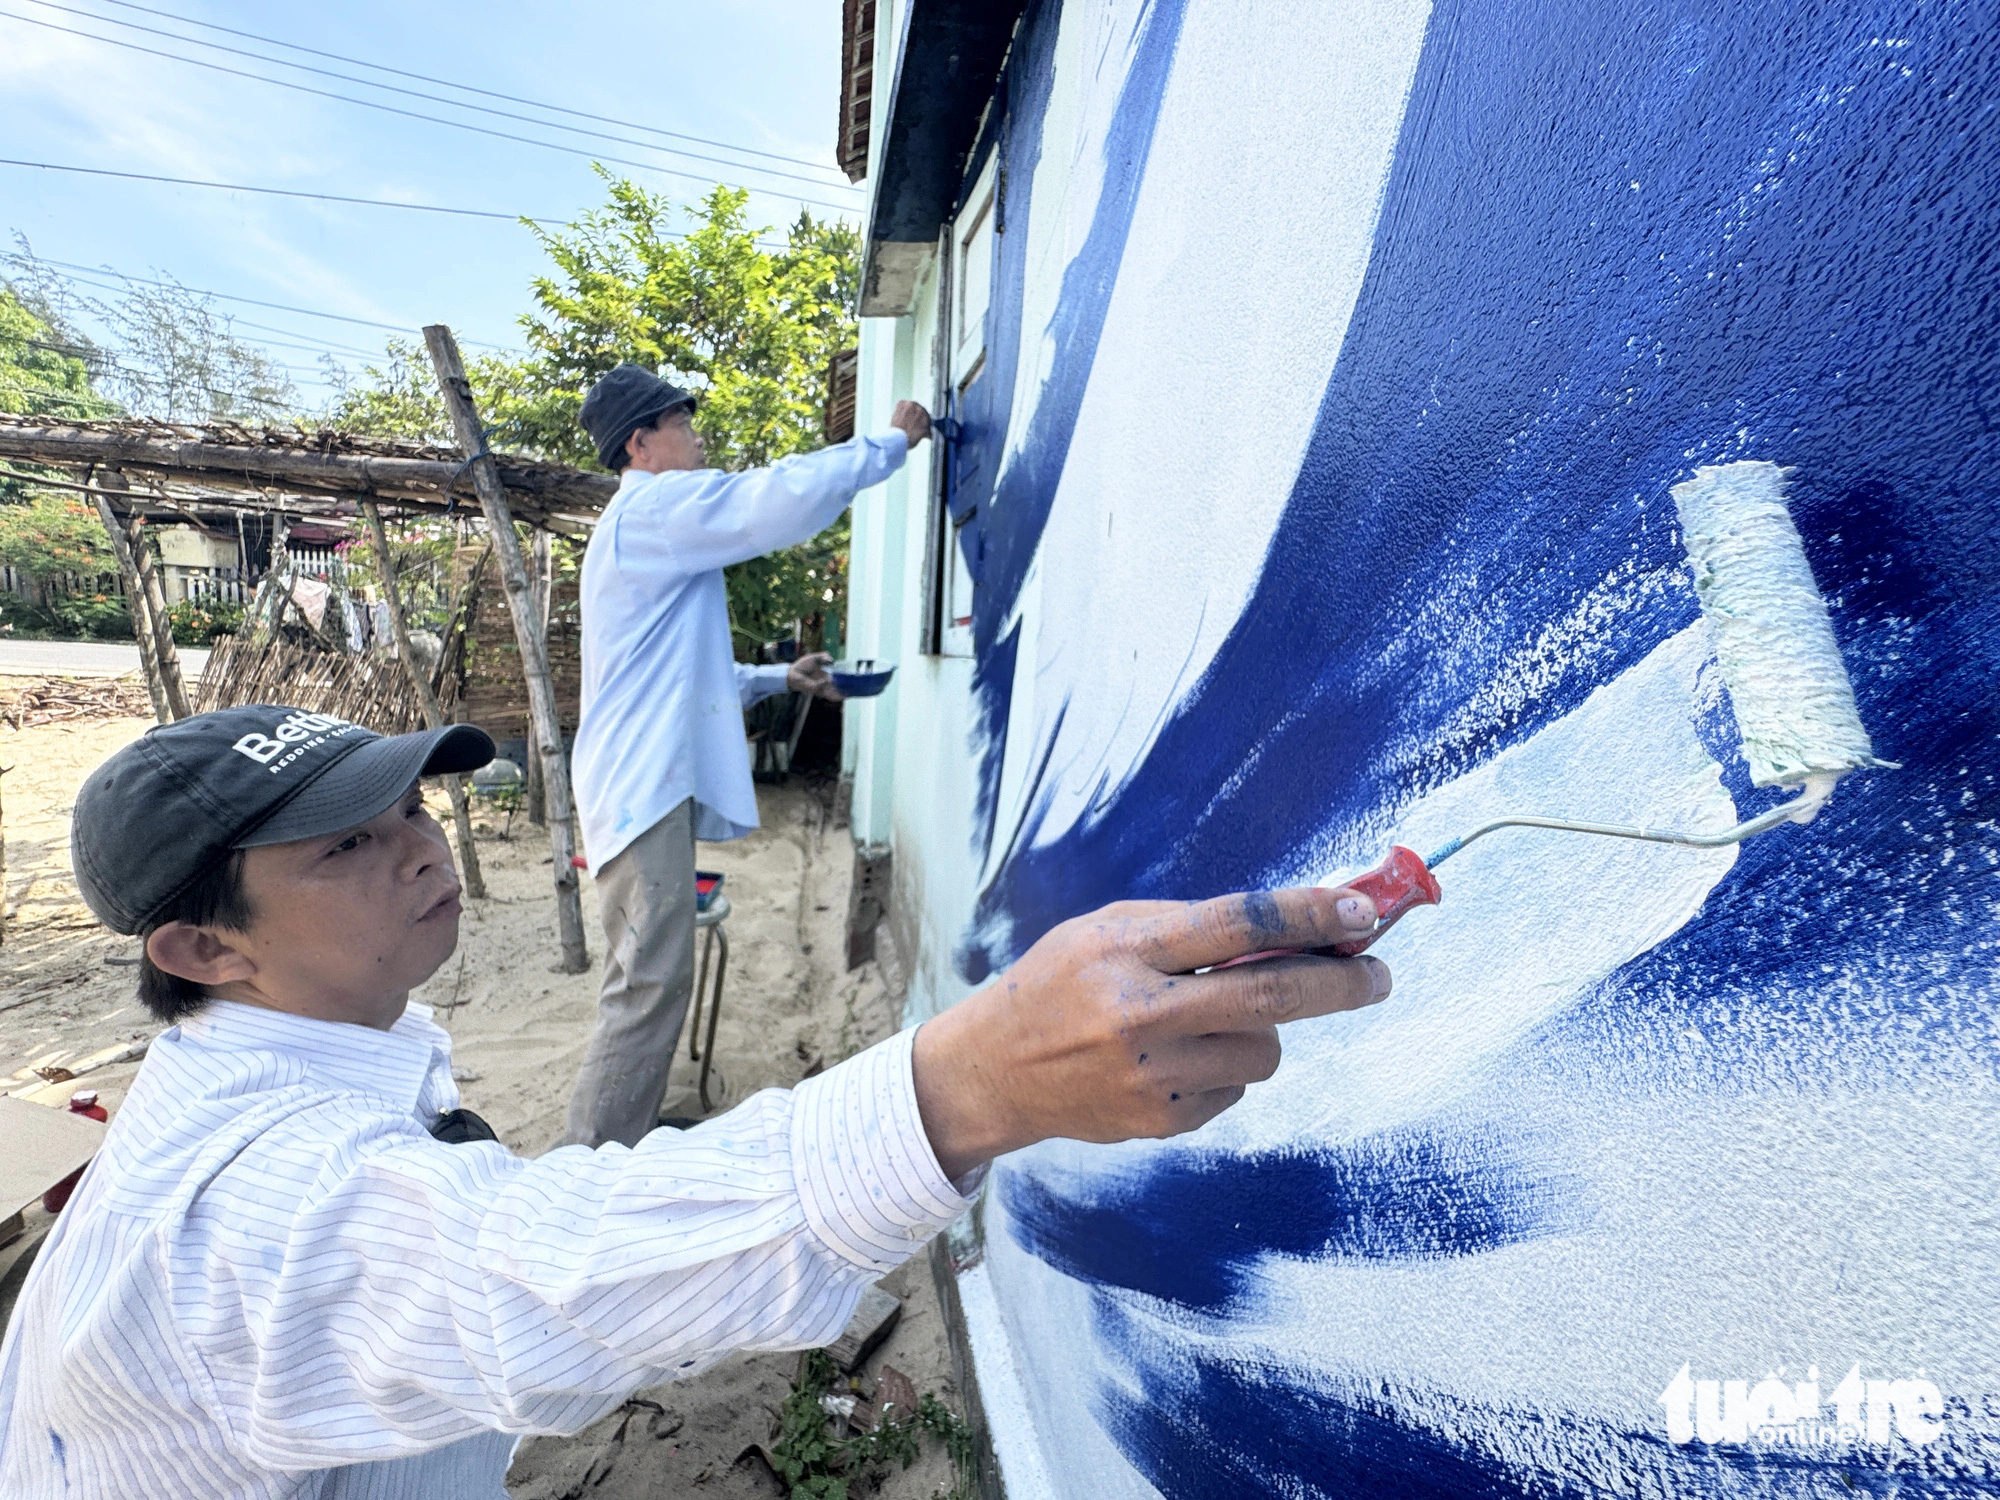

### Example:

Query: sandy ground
xmin=0 ymin=682 xmax=967 ymax=1500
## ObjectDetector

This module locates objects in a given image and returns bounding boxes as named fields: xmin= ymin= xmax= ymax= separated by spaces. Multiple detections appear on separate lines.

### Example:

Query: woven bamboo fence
xmin=193 ymin=635 xmax=453 ymax=735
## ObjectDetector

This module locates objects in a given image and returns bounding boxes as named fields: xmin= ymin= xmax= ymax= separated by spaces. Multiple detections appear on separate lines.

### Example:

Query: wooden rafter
xmin=0 ymin=415 xmax=614 ymax=533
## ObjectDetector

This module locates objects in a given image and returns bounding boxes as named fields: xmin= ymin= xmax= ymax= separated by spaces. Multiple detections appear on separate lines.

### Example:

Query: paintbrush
xmin=1316 ymin=461 xmax=1896 ymax=958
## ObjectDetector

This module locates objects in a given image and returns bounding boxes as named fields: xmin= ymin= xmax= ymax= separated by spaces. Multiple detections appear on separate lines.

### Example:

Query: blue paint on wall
xmin=946 ymin=0 xmax=1189 ymax=556
xmin=1091 ymin=1336 xmax=1994 ymax=1498
xmin=948 ymin=0 xmax=2000 ymax=1492
xmin=966 ymin=620 xmax=1020 ymax=867
xmin=941 ymin=0 xmax=1191 ymax=918
xmin=999 ymin=1131 xmax=1573 ymax=1310
xmin=960 ymin=0 xmax=2000 ymax=983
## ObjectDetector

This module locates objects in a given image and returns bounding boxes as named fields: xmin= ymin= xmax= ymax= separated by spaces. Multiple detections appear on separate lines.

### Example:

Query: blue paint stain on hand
xmin=1241 ymin=890 xmax=1286 ymax=936
xmin=1001 ymin=1128 xmax=1571 ymax=1310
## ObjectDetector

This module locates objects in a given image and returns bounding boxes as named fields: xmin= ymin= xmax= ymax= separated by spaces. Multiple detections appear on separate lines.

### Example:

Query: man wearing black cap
xmin=564 ymin=364 xmax=933 ymax=1147
xmin=0 ymin=704 xmax=1393 ymax=1496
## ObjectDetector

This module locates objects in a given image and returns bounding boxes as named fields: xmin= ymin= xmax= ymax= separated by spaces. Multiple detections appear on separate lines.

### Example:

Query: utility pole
xmin=525 ymin=527 xmax=552 ymax=826
xmin=361 ymin=498 xmax=487 ymax=901
xmin=126 ymin=510 xmax=192 ymax=718
xmin=88 ymin=472 xmax=173 ymax=722
xmin=423 ymin=325 xmax=587 ymax=972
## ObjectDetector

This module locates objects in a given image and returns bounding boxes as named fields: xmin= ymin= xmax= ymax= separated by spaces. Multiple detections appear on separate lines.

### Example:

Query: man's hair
xmin=136 ymin=851 xmax=254 ymax=1024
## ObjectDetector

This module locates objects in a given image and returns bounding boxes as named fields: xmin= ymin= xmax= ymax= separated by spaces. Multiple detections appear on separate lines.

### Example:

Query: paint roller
xmin=1318 ymin=461 xmax=1897 ymax=958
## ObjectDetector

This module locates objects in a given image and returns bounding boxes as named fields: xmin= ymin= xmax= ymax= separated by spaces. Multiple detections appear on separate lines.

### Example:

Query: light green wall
xmin=839 ymin=0 xmax=996 ymax=1028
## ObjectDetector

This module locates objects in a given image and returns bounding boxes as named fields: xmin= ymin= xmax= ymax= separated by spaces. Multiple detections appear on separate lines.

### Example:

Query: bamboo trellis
xmin=192 ymin=635 xmax=450 ymax=735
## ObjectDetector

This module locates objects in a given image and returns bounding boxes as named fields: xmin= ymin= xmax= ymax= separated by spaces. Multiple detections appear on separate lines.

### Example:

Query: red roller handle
xmin=1313 ymin=845 xmax=1442 ymax=957
xmin=1210 ymin=845 xmax=1443 ymax=973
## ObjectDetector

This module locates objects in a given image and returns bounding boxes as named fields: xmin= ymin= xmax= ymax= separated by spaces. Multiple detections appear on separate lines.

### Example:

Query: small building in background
xmin=153 ymin=522 xmax=241 ymax=604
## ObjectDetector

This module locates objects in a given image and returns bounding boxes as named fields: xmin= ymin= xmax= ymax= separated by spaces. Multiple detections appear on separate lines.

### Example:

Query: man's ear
xmin=624 ymin=423 xmax=650 ymax=465
xmin=146 ymin=923 xmax=258 ymax=987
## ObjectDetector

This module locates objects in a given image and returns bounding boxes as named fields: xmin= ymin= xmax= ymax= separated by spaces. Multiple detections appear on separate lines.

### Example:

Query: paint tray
xmin=830 ymin=658 xmax=896 ymax=697
xmin=696 ymin=871 xmax=724 ymax=912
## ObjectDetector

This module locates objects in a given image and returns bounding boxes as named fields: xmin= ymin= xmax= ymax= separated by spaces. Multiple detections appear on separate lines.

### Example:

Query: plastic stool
xmin=685 ymin=893 xmax=731 ymax=1113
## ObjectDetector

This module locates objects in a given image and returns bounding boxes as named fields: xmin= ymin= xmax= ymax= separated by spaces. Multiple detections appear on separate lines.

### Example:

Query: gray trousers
xmin=561 ymin=798 xmax=696 ymax=1148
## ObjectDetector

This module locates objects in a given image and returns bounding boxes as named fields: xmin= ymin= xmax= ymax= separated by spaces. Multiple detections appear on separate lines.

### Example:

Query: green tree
xmin=100 ymin=272 xmax=295 ymax=423
xmin=327 ymin=180 xmax=862 ymax=655
xmin=511 ymin=180 xmax=859 ymax=654
xmin=0 ymin=491 xmax=132 ymax=638
xmin=323 ymin=336 xmax=525 ymax=447
xmin=510 ymin=178 xmax=858 ymax=471
xmin=0 ymin=283 xmax=117 ymax=418
xmin=4 ymin=243 xmax=292 ymax=424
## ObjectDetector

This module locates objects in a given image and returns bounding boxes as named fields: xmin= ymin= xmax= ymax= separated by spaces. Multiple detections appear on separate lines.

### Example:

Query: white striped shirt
xmin=0 ymin=1001 xmax=972 ymax=1498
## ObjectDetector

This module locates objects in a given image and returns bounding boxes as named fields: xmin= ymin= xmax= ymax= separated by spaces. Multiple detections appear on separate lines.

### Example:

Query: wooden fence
xmin=1 ymin=566 xmax=126 ymax=602
xmin=192 ymin=634 xmax=452 ymax=735
xmin=178 ymin=567 xmax=250 ymax=606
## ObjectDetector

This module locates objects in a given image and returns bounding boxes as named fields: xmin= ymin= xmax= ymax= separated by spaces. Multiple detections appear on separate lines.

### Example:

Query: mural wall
xmin=851 ymin=0 xmax=1999 ymax=1493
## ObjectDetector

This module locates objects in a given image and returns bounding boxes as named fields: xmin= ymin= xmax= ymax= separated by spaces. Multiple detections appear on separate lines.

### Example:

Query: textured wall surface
xmin=863 ymin=0 xmax=2000 ymax=1493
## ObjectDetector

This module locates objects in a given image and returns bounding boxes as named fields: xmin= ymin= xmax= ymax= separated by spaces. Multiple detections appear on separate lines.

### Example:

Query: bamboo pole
xmin=89 ymin=480 xmax=171 ymax=723
xmin=423 ymin=325 xmax=587 ymax=972
xmin=261 ymin=514 xmax=291 ymax=639
xmin=127 ymin=512 xmax=192 ymax=719
xmin=0 ymin=418 xmax=616 ymax=528
xmin=1 ymin=763 xmax=10 ymax=948
xmin=525 ymin=527 xmax=551 ymax=826
xmin=361 ymin=499 xmax=487 ymax=900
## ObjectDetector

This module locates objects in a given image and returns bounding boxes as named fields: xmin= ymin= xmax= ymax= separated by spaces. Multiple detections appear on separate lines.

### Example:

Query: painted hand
xmin=910 ymin=888 xmax=1392 ymax=1180
xmin=787 ymin=651 xmax=843 ymax=702
xmin=889 ymin=400 xmax=932 ymax=447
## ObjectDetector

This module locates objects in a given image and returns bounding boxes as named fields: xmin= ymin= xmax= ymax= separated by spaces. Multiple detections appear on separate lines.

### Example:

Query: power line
xmin=18 ymin=268 xmax=391 ymax=365
xmin=0 ymin=8 xmax=861 ymax=216
xmin=0 ymin=160 xmax=795 ymax=250
xmin=9 ymin=334 xmax=324 ymax=391
xmin=1 ymin=383 xmax=106 ymax=409
xmin=8 ymin=286 xmax=372 ymax=374
xmin=0 ymin=157 xmax=564 ymax=223
xmin=21 ymin=0 xmax=858 ymax=196
xmin=3 ymin=377 xmax=291 ymax=412
xmin=225 ymin=318 xmax=405 ymax=361
xmin=88 ymin=0 xmax=849 ymax=180
xmin=9 ymin=250 xmax=514 ymax=346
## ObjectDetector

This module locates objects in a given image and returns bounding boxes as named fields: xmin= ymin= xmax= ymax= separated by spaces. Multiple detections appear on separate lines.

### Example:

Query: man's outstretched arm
xmin=615 ymin=402 xmax=931 ymax=577
xmin=914 ymin=886 xmax=1389 ymax=1177
xmin=172 ymin=885 xmax=1383 ymax=1467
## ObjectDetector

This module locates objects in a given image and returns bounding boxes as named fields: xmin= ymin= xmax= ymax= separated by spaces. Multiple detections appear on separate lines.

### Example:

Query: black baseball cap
xmin=71 ymin=705 xmax=494 ymax=935
xmin=579 ymin=363 xmax=697 ymax=469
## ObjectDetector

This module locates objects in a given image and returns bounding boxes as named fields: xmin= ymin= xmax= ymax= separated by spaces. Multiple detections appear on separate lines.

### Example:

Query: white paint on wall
xmin=983 ymin=0 xmax=1434 ymax=868
xmin=1225 ymin=1087 xmax=2000 ymax=1414
xmin=965 ymin=598 xmax=1997 ymax=1486
xmin=967 ymin=616 xmax=1750 ymax=1492
xmin=1225 ymin=620 xmax=1738 ymax=1144
xmin=952 ymin=1258 xmax=1070 ymax=1499
xmin=969 ymin=620 xmax=1739 ymax=1179
xmin=998 ymin=0 xmax=1154 ymax=484
xmin=978 ymin=1185 xmax=1168 ymax=1500
xmin=852 ymin=2 xmax=1997 ymax=1490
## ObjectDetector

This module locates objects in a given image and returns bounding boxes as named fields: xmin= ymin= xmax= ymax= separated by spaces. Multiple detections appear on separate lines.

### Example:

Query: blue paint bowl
xmin=830 ymin=658 xmax=896 ymax=698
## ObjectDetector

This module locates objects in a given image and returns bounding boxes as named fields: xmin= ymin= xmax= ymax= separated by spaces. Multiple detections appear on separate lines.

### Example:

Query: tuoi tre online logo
xmin=1659 ymin=1363 xmax=1944 ymax=1449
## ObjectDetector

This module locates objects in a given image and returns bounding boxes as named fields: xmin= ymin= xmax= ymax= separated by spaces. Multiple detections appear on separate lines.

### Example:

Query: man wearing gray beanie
xmin=566 ymin=363 xmax=931 ymax=1146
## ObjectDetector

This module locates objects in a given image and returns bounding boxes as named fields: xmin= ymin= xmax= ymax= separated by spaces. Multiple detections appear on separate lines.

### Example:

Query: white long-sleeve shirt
xmin=0 ymin=1000 xmax=971 ymax=1498
xmin=571 ymin=431 xmax=908 ymax=866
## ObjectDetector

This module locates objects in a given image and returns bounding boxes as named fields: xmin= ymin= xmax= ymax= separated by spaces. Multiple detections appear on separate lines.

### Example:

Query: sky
xmin=0 ymin=0 xmax=860 ymax=409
